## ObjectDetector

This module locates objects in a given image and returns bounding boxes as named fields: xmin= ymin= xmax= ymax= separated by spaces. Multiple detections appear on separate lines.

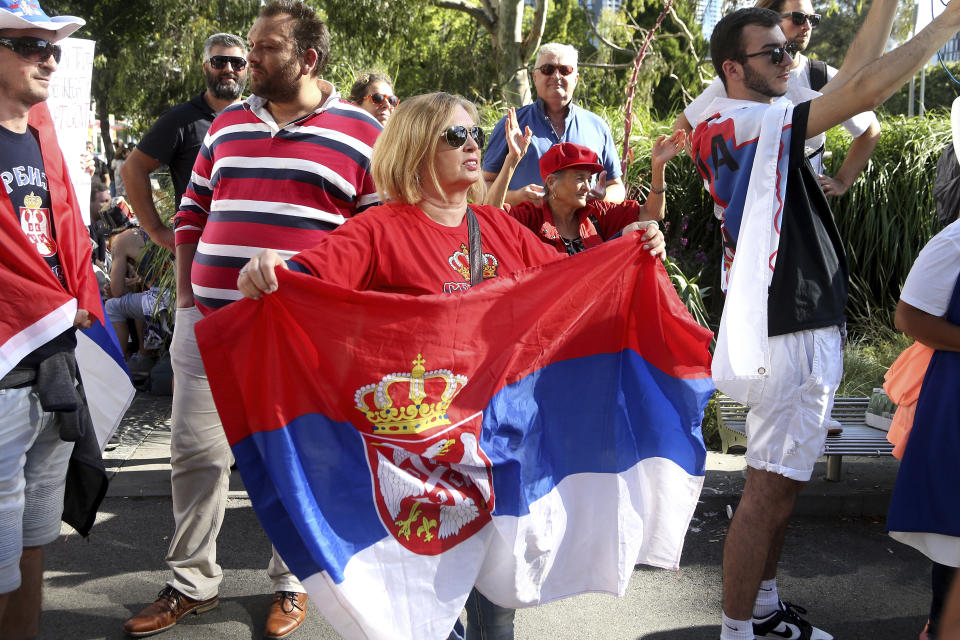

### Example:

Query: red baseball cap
xmin=539 ymin=142 xmax=603 ymax=182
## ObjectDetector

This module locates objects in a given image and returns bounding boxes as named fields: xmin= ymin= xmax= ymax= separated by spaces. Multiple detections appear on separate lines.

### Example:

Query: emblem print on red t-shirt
xmin=444 ymin=243 xmax=500 ymax=293
xmin=19 ymin=192 xmax=57 ymax=258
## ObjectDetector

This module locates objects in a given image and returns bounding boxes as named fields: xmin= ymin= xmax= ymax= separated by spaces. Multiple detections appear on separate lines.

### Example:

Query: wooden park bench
xmin=716 ymin=395 xmax=894 ymax=481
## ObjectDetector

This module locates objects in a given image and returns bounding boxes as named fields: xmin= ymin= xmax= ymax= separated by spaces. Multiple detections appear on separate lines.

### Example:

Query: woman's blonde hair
xmin=371 ymin=92 xmax=485 ymax=205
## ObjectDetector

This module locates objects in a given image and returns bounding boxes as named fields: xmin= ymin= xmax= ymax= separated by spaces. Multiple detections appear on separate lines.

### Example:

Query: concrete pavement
xmin=36 ymin=392 xmax=930 ymax=640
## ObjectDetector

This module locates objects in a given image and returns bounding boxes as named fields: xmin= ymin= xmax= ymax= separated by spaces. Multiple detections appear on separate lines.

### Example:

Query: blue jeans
xmin=447 ymin=588 xmax=515 ymax=640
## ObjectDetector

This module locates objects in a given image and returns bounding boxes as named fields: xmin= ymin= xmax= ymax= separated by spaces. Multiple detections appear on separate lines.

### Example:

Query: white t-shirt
xmin=900 ymin=218 xmax=960 ymax=316
xmin=683 ymin=53 xmax=878 ymax=175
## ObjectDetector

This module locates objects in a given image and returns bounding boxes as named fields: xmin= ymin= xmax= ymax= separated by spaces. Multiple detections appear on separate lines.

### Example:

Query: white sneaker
xmin=753 ymin=601 xmax=833 ymax=640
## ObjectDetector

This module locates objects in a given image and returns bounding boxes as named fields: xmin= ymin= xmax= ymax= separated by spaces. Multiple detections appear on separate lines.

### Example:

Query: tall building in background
xmin=696 ymin=0 xmax=724 ymax=40
xmin=940 ymin=32 xmax=960 ymax=62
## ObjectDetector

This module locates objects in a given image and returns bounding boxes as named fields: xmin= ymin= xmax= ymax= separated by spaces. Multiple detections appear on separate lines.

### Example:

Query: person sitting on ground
xmin=348 ymin=71 xmax=397 ymax=124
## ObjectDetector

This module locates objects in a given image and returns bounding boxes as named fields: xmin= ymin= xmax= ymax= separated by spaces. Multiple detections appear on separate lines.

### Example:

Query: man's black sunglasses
xmin=781 ymin=11 xmax=821 ymax=28
xmin=533 ymin=63 xmax=575 ymax=76
xmin=206 ymin=55 xmax=247 ymax=70
xmin=743 ymin=46 xmax=791 ymax=66
xmin=0 ymin=37 xmax=61 ymax=64
xmin=440 ymin=125 xmax=485 ymax=149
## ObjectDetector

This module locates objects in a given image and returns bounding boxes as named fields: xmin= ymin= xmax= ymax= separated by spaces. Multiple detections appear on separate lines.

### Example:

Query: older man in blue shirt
xmin=482 ymin=42 xmax=626 ymax=206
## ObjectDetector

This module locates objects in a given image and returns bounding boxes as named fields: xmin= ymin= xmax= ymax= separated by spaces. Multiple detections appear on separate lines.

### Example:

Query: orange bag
xmin=883 ymin=340 xmax=936 ymax=459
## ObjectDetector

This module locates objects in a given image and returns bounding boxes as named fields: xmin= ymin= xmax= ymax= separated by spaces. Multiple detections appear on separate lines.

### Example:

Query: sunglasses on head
xmin=743 ymin=45 xmax=791 ymax=66
xmin=534 ymin=63 xmax=575 ymax=77
xmin=364 ymin=92 xmax=399 ymax=107
xmin=0 ymin=37 xmax=61 ymax=64
xmin=206 ymin=55 xmax=247 ymax=70
xmin=781 ymin=11 xmax=821 ymax=28
xmin=440 ymin=125 xmax=485 ymax=149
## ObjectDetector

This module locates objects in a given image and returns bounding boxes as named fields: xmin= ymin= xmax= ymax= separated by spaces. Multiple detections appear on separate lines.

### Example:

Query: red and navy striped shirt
xmin=174 ymin=86 xmax=381 ymax=315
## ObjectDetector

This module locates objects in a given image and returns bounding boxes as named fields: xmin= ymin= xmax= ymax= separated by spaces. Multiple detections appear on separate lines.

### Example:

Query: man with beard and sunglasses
xmin=122 ymin=2 xmax=380 ymax=639
xmin=482 ymin=42 xmax=626 ymax=207
xmin=677 ymin=0 xmax=880 ymax=198
xmin=121 ymin=33 xmax=247 ymax=253
xmin=0 ymin=1 xmax=104 ymax=637
xmin=690 ymin=1 xmax=960 ymax=639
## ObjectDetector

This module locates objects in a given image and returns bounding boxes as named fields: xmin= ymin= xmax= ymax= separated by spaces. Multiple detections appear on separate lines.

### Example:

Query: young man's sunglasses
xmin=206 ymin=55 xmax=247 ymax=70
xmin=743 ymin=46 xmax=792 ymax=66
xmin=364 ymin=93 xmax=399 ymax=107
xmin=440 ymin=126 xmax=485 ymax=150
xmin=533 ymin=63 xmax=575 ymax=77
xmin=781 ymin=11 xmax=821 ymax=28
xmin=0 ymin=37 xmax=61 ymax=64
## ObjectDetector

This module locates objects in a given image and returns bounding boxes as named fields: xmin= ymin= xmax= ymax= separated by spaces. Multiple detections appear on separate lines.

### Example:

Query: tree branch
xmin=434 ymin=0 xmax=494 ymax=32
xmin=668 ymin=5 xmax=703 ymax=63
xmin=583 ymin=7 xmax=637 ymax=57
xmin=521 ymin=0 xmax=550 ymax=59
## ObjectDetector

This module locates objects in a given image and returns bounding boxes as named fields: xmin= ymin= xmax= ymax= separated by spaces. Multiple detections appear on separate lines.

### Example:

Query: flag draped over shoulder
xmin=196 ymin=236 xmax=714 ymax=640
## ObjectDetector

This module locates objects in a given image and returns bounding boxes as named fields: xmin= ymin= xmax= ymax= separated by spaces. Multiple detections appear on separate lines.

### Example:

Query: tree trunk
xmin=496 ymin=0 xmax=531 ymax=106
xmin=97 ymin=99 xmax=114 ymax=164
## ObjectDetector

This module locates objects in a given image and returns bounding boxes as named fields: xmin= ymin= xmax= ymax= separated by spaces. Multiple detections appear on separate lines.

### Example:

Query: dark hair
xmin=754 ymin=0 xmax=788 ymax=14
xmin=348 ymin=71 xmax=393 ymax=105
xmin=90 ymin=179 xmax=109 ymax=202
xmin=203 ymin=32 xmax=246 ymax=60
xmin=710 ymin=7 xmax=781 ymax=88
xmin=260 ymin=0 xmax=330 ymax=77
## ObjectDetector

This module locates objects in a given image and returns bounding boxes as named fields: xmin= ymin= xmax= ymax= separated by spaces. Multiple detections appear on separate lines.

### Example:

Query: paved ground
xmin=36 ymin=392 xmax=932 ymax=640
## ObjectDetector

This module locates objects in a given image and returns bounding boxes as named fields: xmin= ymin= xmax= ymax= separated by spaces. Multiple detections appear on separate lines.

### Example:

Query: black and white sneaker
xmin=753 ymin=601 xmax=833 ymax=640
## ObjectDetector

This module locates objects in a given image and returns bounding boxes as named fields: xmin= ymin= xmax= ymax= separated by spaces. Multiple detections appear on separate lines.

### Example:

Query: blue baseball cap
xmin=0 ymin=0 xmax=84 ymax=42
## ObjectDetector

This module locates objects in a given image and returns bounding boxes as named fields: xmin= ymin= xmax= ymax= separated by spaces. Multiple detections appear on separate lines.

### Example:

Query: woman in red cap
xmin=498 ymin=136 xmax=684 ymax=256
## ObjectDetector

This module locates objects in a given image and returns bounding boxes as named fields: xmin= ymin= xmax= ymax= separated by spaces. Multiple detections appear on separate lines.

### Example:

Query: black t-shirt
xmin=0 ymin=124 xmax=76 ymax=366
xmin=137 ymin=92 xmax=216 ymax=209
xmin=767 ymin=101 xmax=848 ymax=335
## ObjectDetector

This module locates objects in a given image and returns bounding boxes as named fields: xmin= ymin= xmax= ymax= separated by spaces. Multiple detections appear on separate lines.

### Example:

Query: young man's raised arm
xmin=808 ymin=0 xmax=960 ymax=138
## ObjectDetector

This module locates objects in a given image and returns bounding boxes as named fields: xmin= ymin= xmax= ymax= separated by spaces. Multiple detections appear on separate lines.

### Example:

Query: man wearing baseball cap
xmin=0 ymin=1 xmax=96 ymax=637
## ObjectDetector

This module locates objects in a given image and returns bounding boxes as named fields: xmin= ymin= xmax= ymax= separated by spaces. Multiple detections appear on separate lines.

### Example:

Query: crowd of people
xmin=1 ymin=0 xmax=959 ymax=638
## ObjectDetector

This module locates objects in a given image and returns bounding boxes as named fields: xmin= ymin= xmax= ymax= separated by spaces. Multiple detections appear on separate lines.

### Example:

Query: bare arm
xmin=602 ymin=178 xmax=626 ymax=203
xmin=825 ymin=0 xmax=899 ymax=91
xmin=895 ymin=300 xmax=960 ymax=351
xmin=642 ymin=130 xmax=686 ymax=220
xmin=121 ymin=149 xmax=174 ymax=251
xmin=483 ymin=108 xmax=532 ymax=208
xmin=175 ymin=243 xmax=197 ymax=308
xmin=807 ymin=2 xmax=960 ymax=139
xmin=108 ymin=230 xmax=145 ymax=298
xmin=818 ymin=119 xmax=881 ymax=197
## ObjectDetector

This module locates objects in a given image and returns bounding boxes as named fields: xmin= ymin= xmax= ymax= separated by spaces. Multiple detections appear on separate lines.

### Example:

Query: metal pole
xmin=920 ymin=65 xmax=926 ymax=115
xmin=908 ymin=75 xmax=916 ymax=117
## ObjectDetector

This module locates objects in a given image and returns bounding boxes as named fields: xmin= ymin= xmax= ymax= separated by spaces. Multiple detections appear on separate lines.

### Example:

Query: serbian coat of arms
xmin=354 ymin=354 xmax=494 ymax=554
xmin=19 ymin=192 xmax=57 ymax=258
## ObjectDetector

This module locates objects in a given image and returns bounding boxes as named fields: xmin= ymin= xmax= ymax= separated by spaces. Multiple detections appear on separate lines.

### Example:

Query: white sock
xmin=753 ymin=578 xmax=780 ymax=618
xmin=721 ymin=612 xmax=755 ymax=640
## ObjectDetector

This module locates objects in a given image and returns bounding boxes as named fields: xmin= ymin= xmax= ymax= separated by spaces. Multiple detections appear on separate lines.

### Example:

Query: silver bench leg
xmin=826 ymin=455 xmax=841 ymax=482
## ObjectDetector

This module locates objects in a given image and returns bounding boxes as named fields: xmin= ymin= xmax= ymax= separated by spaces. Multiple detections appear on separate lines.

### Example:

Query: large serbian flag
xmin=196 ymin=236 xmax=714 ymax=640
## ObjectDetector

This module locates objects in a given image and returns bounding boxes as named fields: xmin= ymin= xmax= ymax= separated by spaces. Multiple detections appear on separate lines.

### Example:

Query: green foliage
xmin=825 ymin=113 xmax=949 ymax=328
xmin=837 ymin=322 xmax=912 ymax=397
xmin=881 ymin=61 xmax=960 ymax=117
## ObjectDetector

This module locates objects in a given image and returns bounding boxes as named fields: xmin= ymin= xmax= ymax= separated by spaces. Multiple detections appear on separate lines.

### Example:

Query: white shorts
xmin=743 ymin=326 xmax=843 ymax=482
xmin=0 ymin=386 xmax=73 ymax=594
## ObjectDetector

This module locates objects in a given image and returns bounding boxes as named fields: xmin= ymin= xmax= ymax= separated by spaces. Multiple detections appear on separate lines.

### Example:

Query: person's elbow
xmin=894 ymin=300 xmax=923 ymax=338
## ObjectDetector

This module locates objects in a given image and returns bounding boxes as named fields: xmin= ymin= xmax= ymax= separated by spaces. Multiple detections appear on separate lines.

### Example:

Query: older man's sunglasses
xmin=0 ymin=37 xmax=61 ymax=64
xmin=206 ymin=55 xmax=247 ymax=70
xmin=440 ymin=126 xmax=485 ymax=149
xmin=364 ymin=92 xmax=399 ymax=107
xmin=534 ymin=63 xmax=575 ymax=76
xmin=743 ymin=45 xmax=792 ymax=66
xmin=781 ymin=11 xmax=821 ymax=28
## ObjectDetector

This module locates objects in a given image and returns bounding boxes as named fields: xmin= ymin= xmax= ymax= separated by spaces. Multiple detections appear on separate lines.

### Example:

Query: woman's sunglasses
xmin=533 ymin=63 xmax=575 ymax=76
xmin=440 ymin=126 xmax=485 ymax=149
xmin=743 ymin=46 xmax=791 ymax=66
xmin=0 ymin=37 xmax=61 ymax=64
xmin=364 ymin=93 xmax=399 ymax=107
xmin=207 ymin=55 xmax=247 ymax=70
xmin=781 ymin=11 xmax=821 ymax=28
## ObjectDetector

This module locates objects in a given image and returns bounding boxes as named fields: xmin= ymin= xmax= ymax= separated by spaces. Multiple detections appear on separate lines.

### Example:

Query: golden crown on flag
xmin=354 ymin=354 xmax=468 ymax=434
xmin=23 ymin=192 xmax=42 ymax=210
xmin=448 ymin=243 xmax=498 ymax=281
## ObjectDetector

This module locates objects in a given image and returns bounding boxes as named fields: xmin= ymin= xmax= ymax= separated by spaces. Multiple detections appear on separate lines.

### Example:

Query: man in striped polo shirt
xmin=122 ymin=2 xmax=381 ymax=638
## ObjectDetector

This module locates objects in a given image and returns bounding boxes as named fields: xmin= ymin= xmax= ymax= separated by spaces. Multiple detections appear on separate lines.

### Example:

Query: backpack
xmin=934 ymin=142 xmax=960 ymax=225
xmin=809 ymin=59 xmax=828 ymax=92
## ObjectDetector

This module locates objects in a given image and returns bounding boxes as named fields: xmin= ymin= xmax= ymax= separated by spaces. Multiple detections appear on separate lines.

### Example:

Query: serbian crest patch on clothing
xmin=19 ymin=191 xmax=57 ymax=258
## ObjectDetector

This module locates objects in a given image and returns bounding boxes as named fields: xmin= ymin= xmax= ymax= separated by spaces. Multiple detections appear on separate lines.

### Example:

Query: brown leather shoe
xmin=263 ymin=591 xmax=308 ymax=639
xmin=123 ymin=585 xmax=218 ymax=637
